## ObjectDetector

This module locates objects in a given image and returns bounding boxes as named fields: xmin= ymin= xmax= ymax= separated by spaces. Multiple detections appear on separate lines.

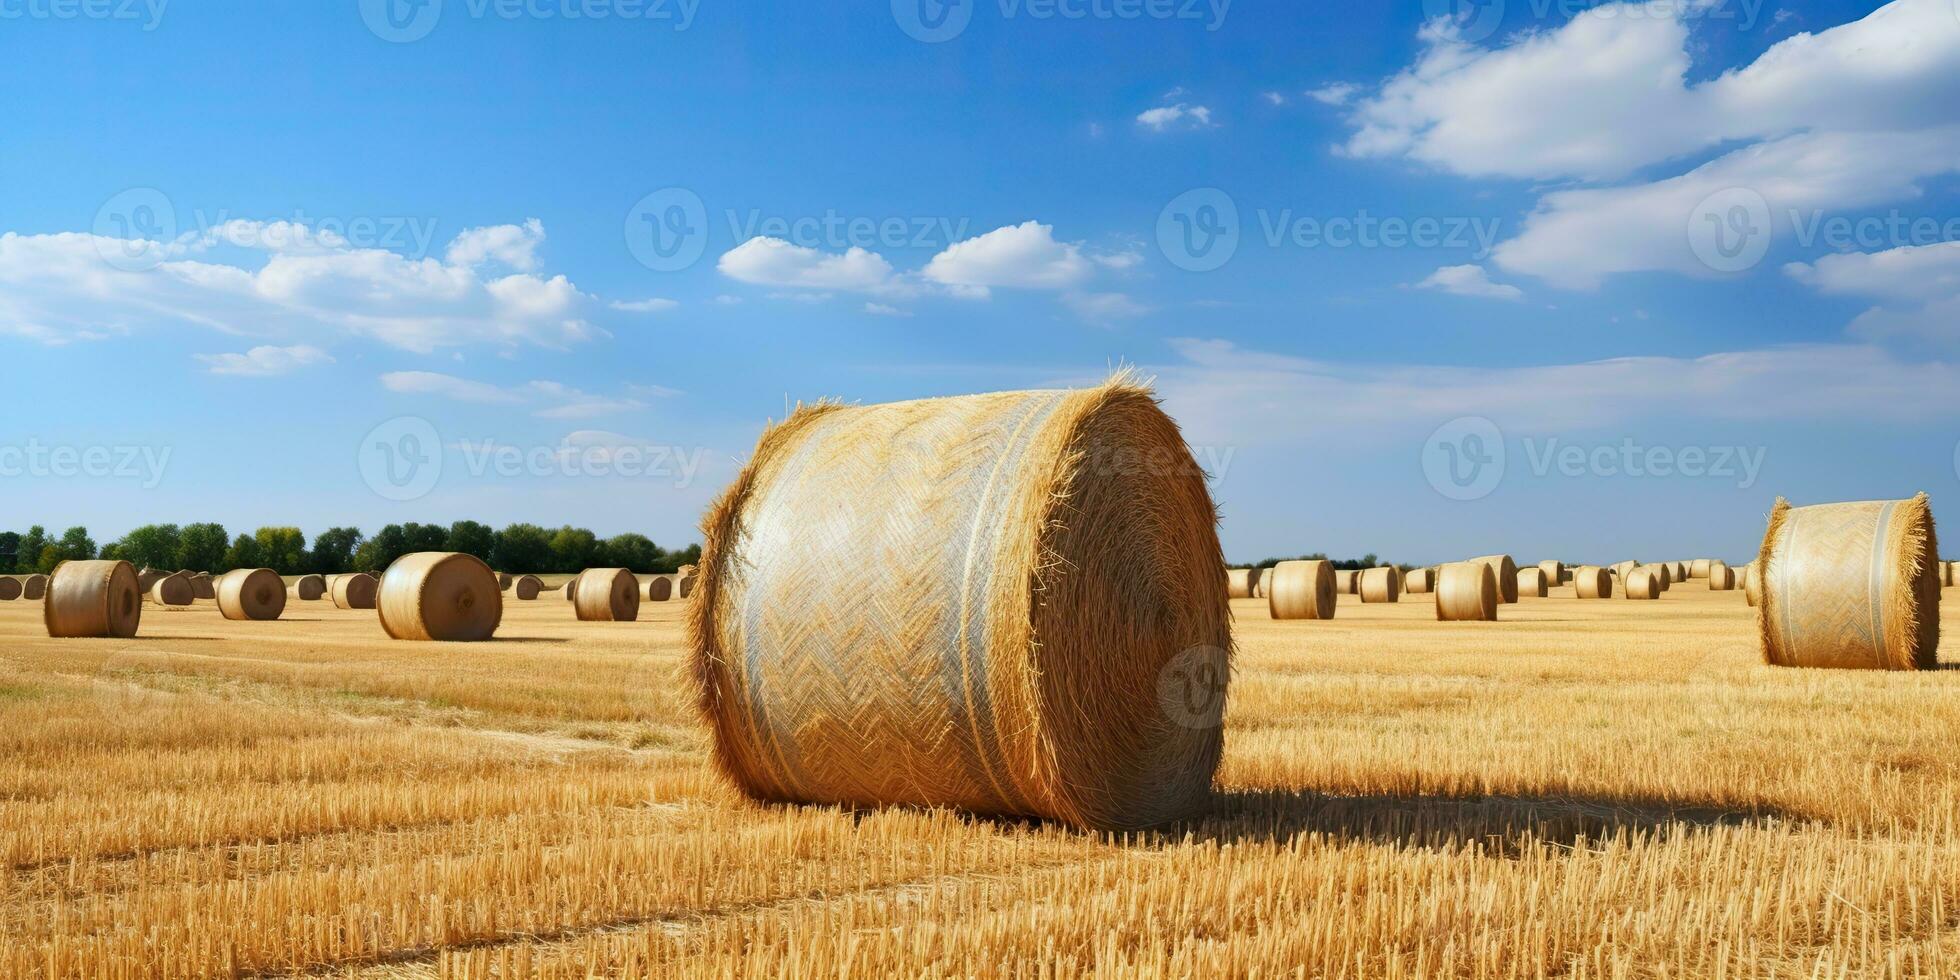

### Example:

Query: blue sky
xmin=2 ymin=0 xmax=1957 ymax=565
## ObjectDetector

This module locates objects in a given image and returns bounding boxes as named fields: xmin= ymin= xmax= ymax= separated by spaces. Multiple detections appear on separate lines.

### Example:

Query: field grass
xmin=1 ymin=584 xmax=1956 ymax=977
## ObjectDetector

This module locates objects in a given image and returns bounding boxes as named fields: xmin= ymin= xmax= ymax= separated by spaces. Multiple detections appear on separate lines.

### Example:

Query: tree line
xmin=0 ymin=523 xmax=702 ymax=576
xmin=1251 ymin=553 xmax=1408 ymax=571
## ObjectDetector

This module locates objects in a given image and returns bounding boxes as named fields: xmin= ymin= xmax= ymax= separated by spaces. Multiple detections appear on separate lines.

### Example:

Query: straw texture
xmin=44 ymin=560 xmax=141 ymax=638
xmin=331 ymin=572 xmax=378 ymax=610
xmin=1359 ymin=567 xmax=1401 ymax=604
xmin=1690 ymin=559 xmax=1712 ymax=580
xmin=1573 ymin=566 xmax=1613 ymax=599
xmin=1435 ymin=561 xmax=1497 ymax=621
xmin=575 ymin=568 xmax=641 ymax=622
xmin=1625 ymin=568 xmax=1662 ymax=600
xmin=1756 ymin=495 xmax=1939 ymax=671
xmin=1536 ymin=561 xmax=1564 ymax=586
xmin=1226 ymin=568 xmax=1253 ymax=600
xmin=291 ymin=574 xmax=326 ymax=600
xmin=1267 ymin=559 xmax=1334 ymax=620
xmin=1404 ymin=567 xmax=1436 ymax=595
xmin=0 ymin=577 xmax=18 ymax=601
xmin=645 ymin=575 xmax=673 ymax=602
xmin=690 ymin=376 xmax=1230 ymax=831
xmin=1334 ymin=570 xmax=1359 ymax=595
xmin=1708 ymin=561 xmax=1736 ymax=591
xmin=22 ymin=574 xmax=45 ymax=600
xmin=149 ymin=573 xmax=193 ymax=606
xmin=378 ymin=552 xmax=502 ymax=642
xmin=1516 ymin=568 xmax=1548 ymax=598
xmin=504 ymin=574 xmax=543 ymax=600
xmin=216 ymin=569 xmax=286 ymax=621
xmin=1470 ymin=555 xmax=1519 ymax=603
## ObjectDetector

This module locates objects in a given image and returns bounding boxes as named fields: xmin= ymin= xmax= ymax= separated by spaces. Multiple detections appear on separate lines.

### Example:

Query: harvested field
xmin=1 ymin=586 xmax=1957 ymax=977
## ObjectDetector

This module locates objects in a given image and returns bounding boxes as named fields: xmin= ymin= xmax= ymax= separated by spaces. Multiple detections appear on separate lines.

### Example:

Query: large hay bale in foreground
xmin=1625 ymin=568 xmax=1662 ymax=600
xmin=216 ymin=568 xmax=287 ymax=621
xmin=378 ymin=552 xmax=502 ymax=642
xmin=331 ymin=572 xmax=378 ymax=610
xmin=1757 ymin=495 xmax=1939 ymax=670
xmin=574 ymin=567 xmax=640 ymax=622
xmin=45 ymin=560 xmax=141 ymax=638
xmin=644 ymin=574 xmax=673 ymax=601
xmin=1403 ymin=566 xmax=1436 ymax=595
xmin=1435 ymin=561 xmax=1497 ymax=621
xmin=290 ymin=574 xmax=326 ymax=600
xmin=504 ymin=574 xmax=543 ymax=600
xmin=21 ymin=574 xmax=46 ymax=600
xmin=691 ymin=378 xmax=1229 ymax=831
xmin=1359 ymin=566 xmax=1401 ymax=603
xmin=149 ymin=573 xmax=193 ymax=606
xmin=1708 ymin=561 xmax=1736 ymax=591
xmin=1573 ymin=566 xmax=1613 ymax=599
xmin=1469 ymin=555 xmax=1518 ymax=603
xmin=0 ymin=577 xmax=18 ymax=601
xmin=1268 ymin=559 xmax=1334 ymax=620
xmin=1516 ymin=568 xmax=1548 ymax=598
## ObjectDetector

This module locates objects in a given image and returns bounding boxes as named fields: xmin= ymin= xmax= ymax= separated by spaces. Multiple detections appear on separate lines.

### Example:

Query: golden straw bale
xmin=1690 ymin=559 xmax=1712 ymax=579
xmin=574 ymin=567 xmax=641 ymax=622
xmin=1536 ymin=560 xmax=1564 ymax=585
xmin=1333 ymin=569 xmax=1359 ymax=595
xmin=644 ymin=574 xmax=674 ymax=601
xmin=504 ymin=574 xmax=543 ymax=600
xmin=1403 ymin=566 xmax=1435 ymax=595
xmin=1671 ymin=561 xmax=1690 ymax=582
xmin=1252 ymin=569 xmax=1271 ymax=599
xmin=1515 ymin=568 xmax=1548 ymax=598
xmin=1469 ymin=554 xmax=1519 ymax=603
xmin=497 ymin=572 xmax=514 ymax=589
xmin=136 ymin=568 xmax=165 ymax=593
xmin=1267 ymin=559 xmax=1335 ymax=620
xmin=1226 ymin=567 xmax=1253 ymax=599
xmin=1757 ymin=495 xmax=1939 ymax=670
xmin=1359 ymin=566 xmax=1401 ymax=603
xmin=1573 ymin=566 xmax=1613 ymax=599
xmin=690 ymin=376 xmax=1228 ymax=831
xmin=44 ymin=560 xmax=141 ymax=638
xmin=1625 ymin=568 xmax=1662 ymax=600
xmin=290 ymin=574 xmax=326 ymax=600
xmin=1708 ymin=561 xmax=1736 ymax=591
xmin=21 ymin=574 xmax=46 ymax=600
xmin=216 ymin=569 xmax=286 ymax=621
xmin=0 ymin=577 xmax=18 ymax=601
xmin=331 ymin=572 xmax=378 ymax=610
xmin=378 ymin=552 xmax=502 ymax=642
xmin=149 ymin=573 xmax=193 ymax=606
xmin=1435 ymin=561 xmax=1498 ymax=621
xmin=189 ymin=572 xmax=214 ymax=600
xmin=677 ymin=574 xmax=696 ymax=599
xmin=1610 ymin=560 xmax=1638 ymax=580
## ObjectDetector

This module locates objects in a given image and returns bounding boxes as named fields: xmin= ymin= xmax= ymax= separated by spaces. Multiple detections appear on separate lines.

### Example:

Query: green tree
xmin=446 ymin=520 xmax=496 ymax=564
xmin=116 ymin=524 xmax=183 ymax=570
xmin=655 ymin=542 xmax=701 ymax=573
xmin=547 ymin=526 xmax=600 ymax=573
xmin=351 ymin=524 xmax=407 ymax=573
xmin=253 ymin=527 xmax=307 ymax=574
xmin=16 ymin=526 xmax=47 ymax=574
xmin=309 ymin=527 xmax=362 ymax=574
xmin=46 ymin=527 xmax=97 ymax=569
xmin=0 ymin=531 xmax=19 ymax=573
xmin=401 ymin=522 xmax=449 ymax=554
xmin=602 ymin=533 xmax=660 ymax=572
xmin=223 ymin=533 xmax=264 ymax=571
xmin=491 ymin=523 xmax=552 ymax=573
xmin=178 ymin=523 xmax=229 ymax=572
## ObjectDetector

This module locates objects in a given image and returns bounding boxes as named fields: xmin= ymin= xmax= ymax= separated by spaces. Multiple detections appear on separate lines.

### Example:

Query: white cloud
xmin=381 ymin=370 xmax=523 ymax=404
xmin=379 ymin=371 xmax=646 ymax=418
xmin=716 ymin=237 xmax=906 ymax=295
xmin=1262 ymin=91 xmax=1288 ymax=106
xmin=924 ymin=222 xmax=1093 ymax=290
xmin=1786 ymin=240 xmax=1960 ymax=345
xmin=1062 ymin=291 xmax=1151 ymax=322
xmin=1415 ymin=264 xmax=1524 ymax=300
xmin=1306 ymin=82 xmax=1358 ymax=106
xmin=609 ymin=297 xmax=679 ymax=313
xmin=863 ymin=302 xmax=911 ymax=317
xmin=444 ymin=218 xmax=545 ymax=270
xmin=1136 ymin=103 xmax=1215 ymax=131
xmin=194 ymin=344 xmax=334 ymax=377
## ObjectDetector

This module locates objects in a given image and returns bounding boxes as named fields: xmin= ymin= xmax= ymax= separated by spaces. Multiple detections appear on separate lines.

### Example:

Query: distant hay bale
xmin=1469 ymin=555 xmax=1519 ymax=603
xmin=1690 ymin=559 xmax=1712 ymax=579
xmin=1359 ymin=566 xmax=1401 ymax=603
xmin=1638 ymin=563 xmax=1672 ymax=592
xmin=498 ymin=572 xmax=514 ymax=590
xmin=1610 ymin=560 xmax=1638 ymax=580
xmin=22 ymin=574 xmax=46 ymax=600
xmin=290 ymin=574 xmax=326 ymax=600
xmin=574 ymin=567 xmax=641 ymax=622
xmin=1744 ymin=562 xmax=1762 ymax=607
xmin=1435 ymin=561 xmax=1498 ymax=621
xmin=676 ymin=564 xmax=697 ymax=577
xmin=1671 ymin=561 xmax=1690 ymax=582
xmin=677 ymin=574 xmax=696 ymax=599
xmin=690 ymin=377 xmax=1228 ymax=831
xmin=44 ymin=560 xmax=141 ymax=638
xmin=504 ymin=574 xmax=543 ymax=600
xmin=1334 ymin=569 xmax=1359 ymax=595
xmin=562 ymin=581 xmax=578 ymax=600
xmin=1757 ymin=495 xmax=1939 ymax=671
xmin=1536 ymin=560 xmax=1564 ymax=586
xmin=216 ymin=568 xmax=287 ymax=621
xmin=378 ymin=552 xmax=502 ymax=642
xmin=0 ymin=577 xmax=20 ymax=601
xmin=1573 ymin=566 xmax=1613 ymax=599
xmin=1516 ymin=567 xmax=1548 ymax=598
xmin=1267 ymin=559 xmax=1335 ymax=620
xmin=1708 ymin=561 xmax=1736 ymax=591
xmin=1625 ymin=568 xmax=1662 ymax=600
xmin=331 ymin=572 xmax=378 ymax=610
xmin=1226 ymin=567 xmax=1253 ymax=599
xmin=644 ymin=574 xmax=673 ymax=601
xmin=149 ymin=573 xmax=193 ymax=606
xmin=1944 ymin=560 xmax=1955 ymax=587
xmin=1252 ymin=569 xmax=1271 ymax=599
xmin=1404 ymin=566 xmax=1436 ymax=595
xmin=189 ymin=572 xmax=214 ymax=600
xmin=137 ymin=568 xmax=165 ymax=593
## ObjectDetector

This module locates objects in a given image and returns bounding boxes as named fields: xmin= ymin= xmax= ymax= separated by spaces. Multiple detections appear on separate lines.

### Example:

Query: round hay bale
xmin=1536 ymin=560 xmax=1565 ymax=586
xmin=331 ymin=572 xmax=378 ymax=610
xmin=497 ymin=572 xmax=514 ymax=590
xmin=644 ymin=574 xmax=673 ymax=602
xmin=504 ymin=574 xmax=543 ymax=600
xmin=0 ymin=577 xmax=20 ymax=601
xmin=189 ymin=572 xmax=214 ymax=600
xmin=1708 ymin=561 xmax=1736 ymax=591
xmin=137 ymin=568 xmax=165 ymax=593
xmin=1359 ymin=566 xmax=1401 ymax=603
xmin=1671 ymin=561 xmax=1689 ymax=582
xmin=378 ymin=552 xmax=502 ymax=642
xmin=1610 ymin=560 xmax=1638 ymax=580
xmin=1640 ymin=563 xmax=1672 ymax=591
xmin=1573 ymin=565 xmax=1613 ymax=599
xmin=1515 ymin=567 xmax=1548 ymax=598
xmin=290 ymin=574 xmax=326 ymax=600
xmin=1689 ymin=559 xmax=1712 ymax=579
xmin=22 ymin=574 xmax=46 ymax=600
xmin=574 ymin=567 xmax=640 ymax=622
xmin=1943 ymin=560 xmax=1955 ymax=587
xmin=1757 ymin=495 xmax=1938 ymax=670
xmin=1435 ymin=561 xmax=1497 ymax=621
xmin=216 ymin=568 xmax=286 ymax=621
xmin=1252 ymin=569 xmax=1271 ymax=599
xmin=1625 ymin=568 xmax=1662 ymax=600
xmin=1334 ymin=569 xmax=1359 ymax=595
xmin=677 ymin=563 xmax=697 ymax=577
xmin=44 ymin=560 xmax=141 ymax=638
xmin=677 ymin=574 xmax=696 ymax=599
xmin=1226 ymin=567 xmax=1253 ymax=600
xmin=1267 ymin=559 xmax=1335 ymax=620
xmin=691 ymin=378 xmax=1229 ymax=831
xmin=1404 ymin=566 xmax=1436 ymax=595
xmin=149 ymin=573 xmax=193 ymax=606
xmin=1469 ymin=555 xmax=1518 ymax=603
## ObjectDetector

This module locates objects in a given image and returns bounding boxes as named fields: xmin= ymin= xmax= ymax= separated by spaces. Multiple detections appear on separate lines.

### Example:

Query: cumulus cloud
xmin=1062 ymin=291 xmax=1151 ymax=323
xmin=1415 ymin=264 xmax=1524 ymax=300
xmin=863 ymin=302 xmax=911 ymax=316
xmin=380 ymin=371 xmax=647 ymax=418
xmin=608 ymin=297 xmax=679 ymax=313
xmin=716 ymin=237 xmax=907 ymax=295
xmin=1306 ymin=82 xmax=1358 ymax=106
xmin=444 ymin=218 xmax=545 ymax=270
xmin=923 ymin=221 xmax=1093 ymax=290
xmin=194 ymin=344 xmax=334 ymax=376
xmin=1136 ymin=103 xmax=1215 ymax=131
xmin=1786 ymin=240 xmax=1960 ymax=345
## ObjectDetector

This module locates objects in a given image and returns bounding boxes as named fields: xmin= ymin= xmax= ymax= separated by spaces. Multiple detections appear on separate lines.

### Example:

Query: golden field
xmin=1 ymin=584 xmax=1956 ymax=978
